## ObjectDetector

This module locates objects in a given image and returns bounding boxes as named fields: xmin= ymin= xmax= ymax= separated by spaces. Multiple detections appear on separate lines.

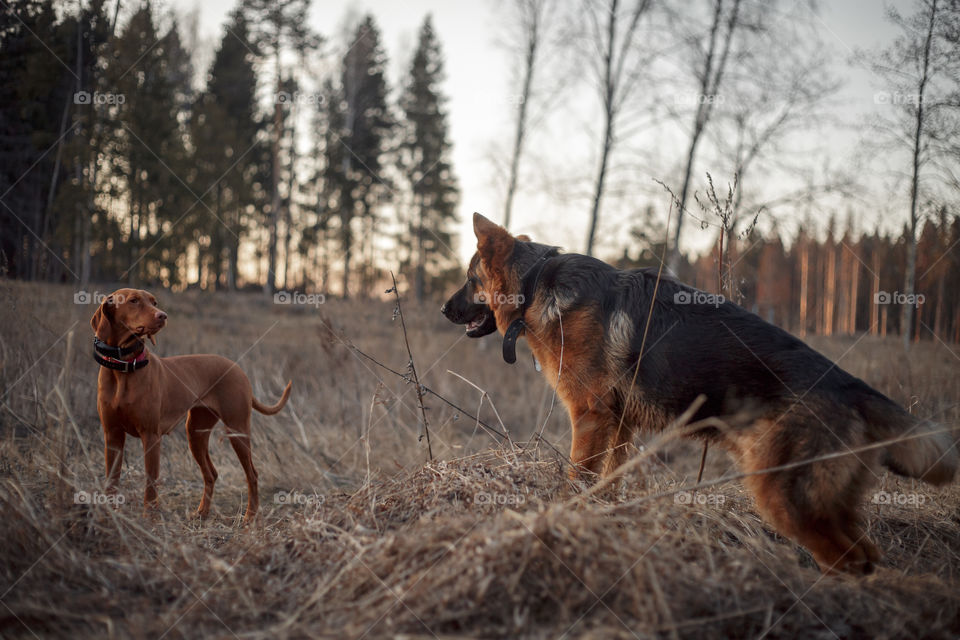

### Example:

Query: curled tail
xmin=858 ymin=392 xmax=957 ymax=485
xmin=253 ymin=381 xmax=292 ymax=416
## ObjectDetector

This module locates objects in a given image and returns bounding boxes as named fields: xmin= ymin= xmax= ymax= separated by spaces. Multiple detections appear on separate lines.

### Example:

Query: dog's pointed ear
xmin=473 ymin=212 xmax=514 ymax=262
xmin=90 ymin=295 xmax=114 ymax=341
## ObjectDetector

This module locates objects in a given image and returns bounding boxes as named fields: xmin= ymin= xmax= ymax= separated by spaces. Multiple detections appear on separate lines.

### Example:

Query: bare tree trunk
xmin=341 ymin=227 xmax=351 ymax=298
xmin=280 ymin=207 xmax=290 ymax=289
xmin=849 ymin=248 xmax=859 ymax=333
xmin=902 ymin=0 xmax=937 ymax=350
xmin=824 ymin=244 xmax=835 ymax=336
xmin=668 ymin=0 xmax=741 ymax=272
xmin=585 ymin=0 xmax=618 ymax=257
xmin=416 ymin=194 xmax=426 ymax=302
xmin=266 ymin=55 xmax=282 ymax=294
xmin=870 ymin=247 xmax=880 ymax=335
xmin=586 ymin=113 xmax=613 ymax=256
xmin=228 ymin=230 xmax=238 ymax=290
xmin=799 ymin=240 xmax=808 ymax=336
xmin=502 ymin=0 xmax=543 ymax=229
xmin=582 ymin=0 xmax=650 ymax=256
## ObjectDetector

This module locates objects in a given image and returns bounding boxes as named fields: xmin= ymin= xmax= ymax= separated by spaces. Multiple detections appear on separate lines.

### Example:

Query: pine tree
xmin=59 ymin=0 xmax=114 ymax=286
xmin=242 ymin=0 xmax=319 ymax=293
xmin=105 ymin=3 xmax=191 ymax=285
xmin=191 ymin=8 xmax=261 ymax=289
xmin=398 ymin=15 xmax=459 ymax=302
xmin=0 ymin=0 xmax=79 ymax=280
xmin=326 ymin=15 xmax=394 ymax=297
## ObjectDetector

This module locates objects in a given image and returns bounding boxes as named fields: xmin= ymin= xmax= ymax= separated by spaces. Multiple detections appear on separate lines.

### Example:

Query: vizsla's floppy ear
xmin=90 ymin=295 xmax=114 ymax=342
xmin=472 ymin=213 xmax=514 ymax=264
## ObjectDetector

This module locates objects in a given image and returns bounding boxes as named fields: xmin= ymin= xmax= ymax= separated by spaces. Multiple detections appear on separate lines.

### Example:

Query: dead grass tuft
xmin=1 ymin=281 xmax=958 ymax=638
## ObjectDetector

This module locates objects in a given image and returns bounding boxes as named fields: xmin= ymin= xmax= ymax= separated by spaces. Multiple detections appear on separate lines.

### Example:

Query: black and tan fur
xmin=442 ymin=213 xmax=958 ymax=574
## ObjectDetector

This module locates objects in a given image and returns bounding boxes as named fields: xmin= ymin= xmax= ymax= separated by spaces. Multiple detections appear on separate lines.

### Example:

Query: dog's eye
xmin=129 ymin=297 xmax=139 ymax=304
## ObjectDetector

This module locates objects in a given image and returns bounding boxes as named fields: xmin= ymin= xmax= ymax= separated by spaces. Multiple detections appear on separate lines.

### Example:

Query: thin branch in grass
xmin=446 ymin=370 xmax=516 ymax=455
xmin=387 ymin=271 xmax=432 ymax=461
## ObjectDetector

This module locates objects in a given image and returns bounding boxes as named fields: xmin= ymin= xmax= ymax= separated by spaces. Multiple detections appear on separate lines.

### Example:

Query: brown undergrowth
xmin=1 ymin=281 xmax=958 ymax=638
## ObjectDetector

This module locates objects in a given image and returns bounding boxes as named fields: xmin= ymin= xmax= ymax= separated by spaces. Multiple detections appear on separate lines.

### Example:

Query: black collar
xmin=94 ymin=336 xmax=149 ymax=372
xmin=94 ymin=336 xmax=143 ymax=359
xmin=503 ymin=249 xmax=559 ymax=364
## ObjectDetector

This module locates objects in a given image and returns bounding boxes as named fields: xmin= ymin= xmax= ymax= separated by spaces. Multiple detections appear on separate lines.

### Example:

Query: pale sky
xmin=169 ymin=0 xmax=914 ymax=264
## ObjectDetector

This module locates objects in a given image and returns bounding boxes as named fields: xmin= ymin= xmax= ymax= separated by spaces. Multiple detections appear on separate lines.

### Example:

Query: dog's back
xmin=563 ymin=261 xmax=957 ymax=485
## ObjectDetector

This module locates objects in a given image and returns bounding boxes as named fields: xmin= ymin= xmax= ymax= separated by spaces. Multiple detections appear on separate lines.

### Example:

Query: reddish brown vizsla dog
xmin=91 ymin=288 xmax=291 ymax=522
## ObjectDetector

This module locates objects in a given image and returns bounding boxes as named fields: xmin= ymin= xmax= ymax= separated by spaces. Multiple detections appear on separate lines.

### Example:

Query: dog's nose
xmin=156 ymin=311 xmax=168 ymax=321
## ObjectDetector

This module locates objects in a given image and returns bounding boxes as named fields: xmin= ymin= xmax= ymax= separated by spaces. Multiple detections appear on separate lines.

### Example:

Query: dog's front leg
xmin=103 ymin=427 xmax=125 ymax=495
xmin=568 ymin=406 xmax=616 ymax=481
xmin=141 ymin=432 xmax=162 ymax=514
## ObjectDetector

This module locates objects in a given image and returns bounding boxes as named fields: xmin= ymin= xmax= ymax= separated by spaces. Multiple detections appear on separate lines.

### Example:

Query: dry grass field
xmin=1 ymin=280 xmax=959 ymax=639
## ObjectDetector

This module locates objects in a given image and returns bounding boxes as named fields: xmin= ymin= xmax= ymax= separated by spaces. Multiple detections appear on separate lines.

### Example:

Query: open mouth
xmin=465 ymin=308 xmax=497 ymax=337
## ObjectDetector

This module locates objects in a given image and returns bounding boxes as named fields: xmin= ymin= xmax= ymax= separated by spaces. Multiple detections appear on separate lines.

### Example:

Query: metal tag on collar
xmin=502 ymin=318 xmax=525 ymax=364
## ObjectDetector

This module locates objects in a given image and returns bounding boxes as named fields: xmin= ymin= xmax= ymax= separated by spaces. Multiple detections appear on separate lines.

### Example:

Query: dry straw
xmin=0 ymin=281 xmax=958 ymax=638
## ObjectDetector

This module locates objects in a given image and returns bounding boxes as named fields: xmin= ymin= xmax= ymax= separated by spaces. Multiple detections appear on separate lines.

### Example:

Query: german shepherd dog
xmin=442 ymin=213 xmax=958 ymax=574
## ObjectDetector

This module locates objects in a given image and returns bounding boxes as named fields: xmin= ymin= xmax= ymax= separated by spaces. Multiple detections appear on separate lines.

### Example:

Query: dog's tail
xmin=858 ymin=391 xmax=957 ymax=485
xmin=253 ymin=381 xmax=292 ymax=416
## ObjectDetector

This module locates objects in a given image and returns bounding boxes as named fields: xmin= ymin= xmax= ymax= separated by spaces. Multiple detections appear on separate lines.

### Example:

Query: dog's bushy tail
xmin=858 ymin=392 xmax=957 ymax=485
xmin=253 ymin=381 xmax=292 ymax=416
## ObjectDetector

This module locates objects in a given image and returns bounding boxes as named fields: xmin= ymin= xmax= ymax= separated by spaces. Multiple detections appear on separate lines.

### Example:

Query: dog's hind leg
xmin=220 ymin=409 xmax=259 ymax=523
xmin=186 ymin=408 xmax=219 ymax=518
xmin=738 ymin=419 xmax=881 ymax=574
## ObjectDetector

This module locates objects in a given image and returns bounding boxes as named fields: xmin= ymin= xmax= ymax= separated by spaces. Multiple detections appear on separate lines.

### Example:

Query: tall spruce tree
xmin=60 ymin=0 xmax=114 ymax=285
xmin=105 ymin=3 xmax=191 ymax=285
xmin=0 ymin=0 xmax=84 ymax=280
xmin=318 ymin=76 xmax=348 ymax=293
xmin=242 ymin=0 xmax=319 ymax=293
xmin=326 ymin=15 xmax=393 ymax=297
xmin=398 ymin=15 xmax=459 ymax=302
xmin=191 ymin=8 xmax=261 ymax=289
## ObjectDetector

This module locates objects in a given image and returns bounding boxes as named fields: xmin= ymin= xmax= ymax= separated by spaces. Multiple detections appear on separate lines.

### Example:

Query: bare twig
xmin=341 ymin=335 xmax=573 ymax=467
xmin=446 ymin=369 xmax=515 ymax=451
xmin=388 ymin=272 xmax=433 ymax=461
